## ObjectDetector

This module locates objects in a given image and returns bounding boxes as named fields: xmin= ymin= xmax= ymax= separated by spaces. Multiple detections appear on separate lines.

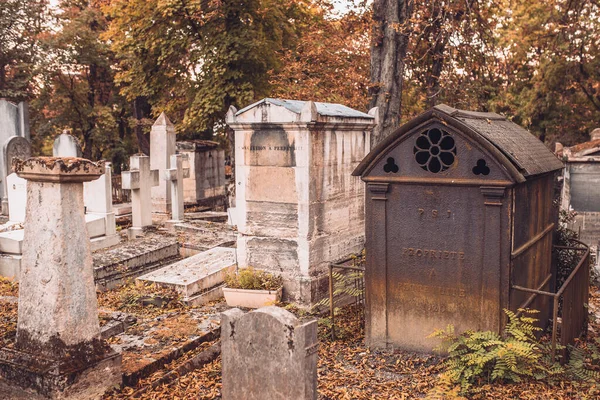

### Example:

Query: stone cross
xmin=122 ymin=155 xmax=159 ymax=235
xmin=52 ymin=130 xmax=83 ymax=158
xmin=150 ymin=112 xmax=176 ymax=214
xmin=164 ymin=154 xmax=190 ymax=222
xmin=0 ymin=157 xmax=121 ymax=398
xmin=221 ymin=306 xmax=318 ymax=400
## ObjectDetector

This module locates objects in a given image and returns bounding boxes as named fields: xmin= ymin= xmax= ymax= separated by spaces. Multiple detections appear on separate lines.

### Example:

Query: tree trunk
xmin=369 ymin=0 xmax=412 ymax=147
xmin=133 ymin=97 xmax=151 ymax=155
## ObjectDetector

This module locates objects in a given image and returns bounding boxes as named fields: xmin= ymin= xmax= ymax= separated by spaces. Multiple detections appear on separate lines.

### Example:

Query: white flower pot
xmin=222 ymin=287 xmax=283 ymax=308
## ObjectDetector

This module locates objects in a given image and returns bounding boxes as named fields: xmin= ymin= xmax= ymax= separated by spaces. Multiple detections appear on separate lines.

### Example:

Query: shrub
xmin=428 ymin=309 xmax=562 ymax=395
xmin=225 ymin=267 xmax=283 ymax=291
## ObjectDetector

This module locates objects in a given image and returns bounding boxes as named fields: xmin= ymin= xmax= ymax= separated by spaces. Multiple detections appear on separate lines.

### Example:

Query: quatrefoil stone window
xmin=413 ymin=128 xmax=457 ymax=173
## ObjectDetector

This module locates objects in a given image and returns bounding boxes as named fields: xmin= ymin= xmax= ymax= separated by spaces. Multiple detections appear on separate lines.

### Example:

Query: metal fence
xmin=327 ymin=255 xmax=365 ymax=340
xmin=111 ymin=175 xmax=131 ymax=204
xmin=512 ymin=238 xmax=590 ymax=362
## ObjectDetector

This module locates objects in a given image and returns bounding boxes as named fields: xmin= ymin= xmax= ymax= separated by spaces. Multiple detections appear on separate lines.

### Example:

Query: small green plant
xmin=428 ymin=309 xmax=562 ymax=395
xmin=225 ymin=267 xmax=283 ymax=291
xmin=313 ymin=251 xmax=365 ymax=313
xmin=567 ymin=338 xmax=600 ymax=382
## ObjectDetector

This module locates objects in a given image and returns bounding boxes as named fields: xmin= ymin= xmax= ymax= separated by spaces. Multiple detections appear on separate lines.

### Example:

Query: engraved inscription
xmin=418 ymin=208 xmax=452 ymax=218
xmin=402 ymin=247 xmax=465 ymax=260
xmin=398 ymin=283 xmax=466 ymax=298
xmin=240 ymin=145 xmax=303 ymax=151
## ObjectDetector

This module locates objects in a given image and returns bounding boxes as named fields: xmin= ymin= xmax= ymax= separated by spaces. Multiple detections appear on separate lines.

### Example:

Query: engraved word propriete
xmin=402 ymin=248 xmax=465 ymax=260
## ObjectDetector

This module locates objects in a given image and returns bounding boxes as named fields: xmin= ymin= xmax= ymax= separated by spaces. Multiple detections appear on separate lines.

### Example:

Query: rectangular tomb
xmin=227 ymin=98 xmax=375 ymax=305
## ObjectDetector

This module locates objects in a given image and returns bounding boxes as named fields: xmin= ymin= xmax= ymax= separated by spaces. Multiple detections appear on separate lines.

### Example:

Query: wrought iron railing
xmin=512 ymin=239 xmax=590 ymax=362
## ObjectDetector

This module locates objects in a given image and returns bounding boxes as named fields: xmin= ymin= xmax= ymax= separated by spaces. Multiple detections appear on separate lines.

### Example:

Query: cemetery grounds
xmin=1 ymin=256 xmax=599 ymax=399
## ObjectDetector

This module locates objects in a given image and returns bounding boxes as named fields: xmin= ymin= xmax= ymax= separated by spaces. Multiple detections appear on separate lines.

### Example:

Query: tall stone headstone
xmin=52 ymin=131 xmax=83 ymax=158
xmin=0 ymin=157 xmax=121 ymax=399
xmin=150 ymin=112 xmax=176 ymax=214
xmin=2 ymin=136 xmax=32 ymax=214
xmin=0 ymin=99 xmax=19 ymax=141
xmin=122 ymin=154 xmax=159 ymax=237
xmin=221 ymin=306 xmax=318 ymax=400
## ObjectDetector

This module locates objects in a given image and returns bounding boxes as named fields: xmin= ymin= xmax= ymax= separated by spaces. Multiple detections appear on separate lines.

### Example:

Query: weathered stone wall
xmin=235 ymin=125 xmax=370 ymax=304
xmin=221 ymin=307 xmax=317 ymax=400
xmin=178 ymin=141 xmax=226 ymax=206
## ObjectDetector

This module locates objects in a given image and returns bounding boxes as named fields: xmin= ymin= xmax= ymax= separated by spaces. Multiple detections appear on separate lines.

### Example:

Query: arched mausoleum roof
xmin=353 ymin=104 xmax=563 ymax=182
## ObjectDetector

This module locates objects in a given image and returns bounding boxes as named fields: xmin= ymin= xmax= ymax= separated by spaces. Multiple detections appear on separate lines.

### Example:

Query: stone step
xmin=185 ymin=211 xmax=228 ymax=223
xmin=113 ymin=203 xmax=132 ymax=216
xmin=93 ymin=236 xmax=180 ymax=291
xmin=137 ymin=247 xmax=236 ymax=300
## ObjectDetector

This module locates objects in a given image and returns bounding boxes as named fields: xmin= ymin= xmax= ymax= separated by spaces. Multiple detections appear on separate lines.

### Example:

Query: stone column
xmin=0 ymin=157 xmax=121 ymax=399
xmin=365 ymin=183 xmax=389 ymax=348
xmin=150 ymin=112 xmax=176 ymax=214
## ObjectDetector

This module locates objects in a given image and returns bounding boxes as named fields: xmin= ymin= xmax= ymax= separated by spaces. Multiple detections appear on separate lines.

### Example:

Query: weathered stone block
xmin=221 ymin=306 xmax=317 ymax=400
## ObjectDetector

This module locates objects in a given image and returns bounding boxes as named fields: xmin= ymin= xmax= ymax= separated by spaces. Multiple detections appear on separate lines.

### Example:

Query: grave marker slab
xmin=221 ymin=306 xmax=317 ymax=400
xmin=52 ymin=131 xmax=82 ymax=157
xmin=6 ymin=173 xmax=26 ymax=223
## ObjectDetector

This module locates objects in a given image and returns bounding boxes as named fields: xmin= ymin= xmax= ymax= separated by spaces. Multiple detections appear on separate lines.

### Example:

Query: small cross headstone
xmin=122 ymin=155 xmax=159 ymax=236
xmin=221 ymin=306 xmax=318 ymax=400
xmin=164 ymin=154 xmax=189 ymax=222
xmin=52 ymin=130 xmax=83 ymax=157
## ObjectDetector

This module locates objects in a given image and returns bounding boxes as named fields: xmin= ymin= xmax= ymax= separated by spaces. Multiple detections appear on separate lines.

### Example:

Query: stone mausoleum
xmin=176 ymin=140 xmax=226 ymax=207
xmin=556 ymin=128 xmax=600 ymax=247
xmin=354 ymin=105 xmax=564 ymax=352
xmin=227 ymin=98 xmax=375 ymax=304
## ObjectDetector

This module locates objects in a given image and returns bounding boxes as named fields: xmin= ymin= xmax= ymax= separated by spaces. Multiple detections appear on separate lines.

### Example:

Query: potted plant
xmin=223 ymin=268 xmax=284 ymax=308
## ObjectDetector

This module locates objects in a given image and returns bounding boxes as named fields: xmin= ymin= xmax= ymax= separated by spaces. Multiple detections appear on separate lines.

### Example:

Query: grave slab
xmin=137 ymin=247 xmax=236 ymax=303
xmin=93 ymin=235 xmax=180 ymax=291
xmin=114 ymin=203 xmax=132 ymax=216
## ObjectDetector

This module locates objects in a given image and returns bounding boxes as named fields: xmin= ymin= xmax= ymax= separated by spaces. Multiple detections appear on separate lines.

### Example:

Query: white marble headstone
xmin=6 ymin=172 xmax=26 ymax=223
xmin=53 ymin=132 xmax=83 ymax=157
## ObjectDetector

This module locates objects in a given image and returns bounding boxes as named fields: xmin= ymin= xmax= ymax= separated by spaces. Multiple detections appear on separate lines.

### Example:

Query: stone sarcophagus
xmin=227 ymin=98 xmax=375 ymax=305
xmin=353 ymin=104 xmax=563 ymax=352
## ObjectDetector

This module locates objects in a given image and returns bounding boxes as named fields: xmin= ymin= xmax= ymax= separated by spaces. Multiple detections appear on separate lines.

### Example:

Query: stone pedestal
xmin=0 ymin=157 xmax=121 ymax=399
